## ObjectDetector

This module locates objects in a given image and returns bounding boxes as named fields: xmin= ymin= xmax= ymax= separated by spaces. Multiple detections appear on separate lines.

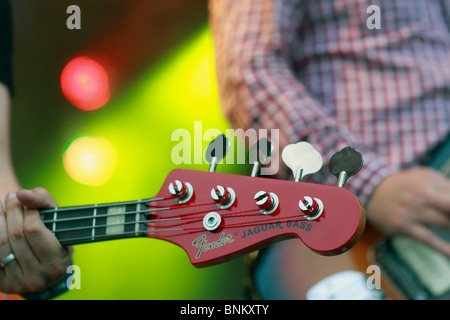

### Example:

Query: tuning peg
xmin=281 ymin=142 xmax=323 ymax=181
xmin=248 ymin=138 xmax=273 ymax=177
xmin=328 ymin=146 xmax=363 ymax=188
xmin=210 ymin=185 xmax=236 ymax=209
xmin=168 ymin=180 xmax=194 ymax=204
xmin=254 ymin=191 xmax=279 ymax=215
xmin=204 ymin=134 xmax=230 ymax=172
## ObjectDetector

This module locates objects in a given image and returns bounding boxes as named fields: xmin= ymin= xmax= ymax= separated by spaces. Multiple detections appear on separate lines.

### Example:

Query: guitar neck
xmin=39 ymin=199 xmax=152 ymax=246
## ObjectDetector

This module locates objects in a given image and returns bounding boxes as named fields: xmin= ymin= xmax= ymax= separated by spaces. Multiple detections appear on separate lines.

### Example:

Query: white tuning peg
xmin=281 ymin=141 xmax=323 ymax=181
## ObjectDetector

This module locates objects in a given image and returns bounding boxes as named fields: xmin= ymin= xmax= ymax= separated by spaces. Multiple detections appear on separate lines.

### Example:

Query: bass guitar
xmin=38 ymin=137 xmax=366 ymax=268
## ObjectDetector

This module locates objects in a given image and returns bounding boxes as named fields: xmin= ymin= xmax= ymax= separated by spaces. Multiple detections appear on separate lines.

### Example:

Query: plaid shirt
xmin=209 ymin=0 xmax=450 ymax=206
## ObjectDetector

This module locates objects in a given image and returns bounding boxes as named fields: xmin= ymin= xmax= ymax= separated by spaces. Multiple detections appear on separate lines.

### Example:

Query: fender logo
xmin=192 ymin=232 xmax=234 ymax=259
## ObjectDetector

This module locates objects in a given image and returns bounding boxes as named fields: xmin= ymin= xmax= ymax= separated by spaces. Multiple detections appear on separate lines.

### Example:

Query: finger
xmin=17 ymin=189 xmax=68 ymax=262
xmin=17 ymin=188 xmax=57 ymax=209
xmin=408 ymin=223 xmax=450 ymax=258
xmin=425 ymin=173 xmax=450 ymax=215
xmin=0 ymin=195 xmax=25 ymax=292
xmin=428 ymin=193 xmax=450 ymax=217
xmin=23 ymin=207 xmax=68 ymax=262
xmin=0 ymin=201 xmax=18 ymax=290
xmin=4 ymin=192 xmax=42 ymax=271
xmin=416 ymin=206 xmax=450 ymax=228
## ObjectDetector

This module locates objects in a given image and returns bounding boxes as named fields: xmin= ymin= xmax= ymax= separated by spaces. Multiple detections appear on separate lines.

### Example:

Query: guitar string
xmin=38 ymin=197 xmax=171 ymax=214
xmin=44 ymin=202 xmax=293 ymax=234
xmin=180 ymin=214 xmax=311 ymax=232
xmin=40 ymin=194 xmax=217 ymax=217
xmin=56 ymin=214 xmax=312 ymax=245
xmin=47 ymin=207 xmax=310 ymax=238
xmin=39 ymin=192 xmax=315 ymax=242
xmin=46 ymin=207 xmax=266 ymax=234
xmin=47 ymin=209 xmax=257 ymax=234
xmin=40 ymin=199 xmax=214 ymax=224
xmin=39 ymin=186 xmax=311 ymax=225
xmin=41 ymin=208 xmax=169 ymax=224
xmin=41 ymin=193 xmax=277 ymax=225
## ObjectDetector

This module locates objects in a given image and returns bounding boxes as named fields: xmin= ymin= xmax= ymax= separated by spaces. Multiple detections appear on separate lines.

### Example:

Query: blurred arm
xmin=0 ymin=83 xmax=20 ymax=201
xmin=208 ymin=0 xmax=397 ymax=205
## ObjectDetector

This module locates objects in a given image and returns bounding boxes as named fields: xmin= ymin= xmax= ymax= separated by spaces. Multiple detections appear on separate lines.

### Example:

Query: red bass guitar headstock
xmin=145 ymin=139 xmax=366 ymax=268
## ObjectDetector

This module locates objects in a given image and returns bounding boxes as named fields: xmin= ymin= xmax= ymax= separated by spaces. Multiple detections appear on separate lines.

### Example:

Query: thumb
xmin=16 ymin=187 xmax=58 ymax=209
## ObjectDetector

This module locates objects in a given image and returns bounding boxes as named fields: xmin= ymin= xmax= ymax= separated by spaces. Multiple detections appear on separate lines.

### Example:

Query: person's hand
xmin=366 ymin=167 xmax=450 ymax=257
xmin=0 ymin=187 xmax=73 ymax=293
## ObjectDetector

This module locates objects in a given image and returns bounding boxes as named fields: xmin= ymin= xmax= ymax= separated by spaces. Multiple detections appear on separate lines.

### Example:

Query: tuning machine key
xmin=254 ymin=191 xmax=279 ymax=215
xmin=299 ymin=196 xmax=324 ymax=220
xmin=169 ymin=180 xmax=194 ymax=204
xmin=248 ymin=138 xmax=273 ymax=177
xmin=281 ymin=141 xmax=323 ymax=181
xmin=211 ymin=185 xmax=236 ymax=209
xmin=329 ymin=146 xmax=363 ymax=188
xmin=205 ymin=134 xmax=230 ymax=172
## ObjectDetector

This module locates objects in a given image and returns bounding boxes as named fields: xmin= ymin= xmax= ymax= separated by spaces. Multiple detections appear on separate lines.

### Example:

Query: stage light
xmin=63 ymin=136 xmax=117 ymax=186
xmin=52 ymin=28 xmax=245 ymax=300
xmin=61 ymin=56 xmax=111 ymax=111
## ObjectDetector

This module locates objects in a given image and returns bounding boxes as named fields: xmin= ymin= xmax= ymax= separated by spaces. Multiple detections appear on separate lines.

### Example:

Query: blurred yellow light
xmin=63 ymin=136 xmax=117 ymax=186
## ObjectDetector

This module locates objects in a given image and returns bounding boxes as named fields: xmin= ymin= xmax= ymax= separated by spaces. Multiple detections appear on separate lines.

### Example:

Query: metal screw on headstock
xmin=248 ymin=138 xmax=273 ymax=177
xmin=204 ymin=134 xmax=230 ymax=172
xmin=328 ymin=146 xmax=364 ymax=188
xmin=281 ymin=141 xmax=323 ymax=181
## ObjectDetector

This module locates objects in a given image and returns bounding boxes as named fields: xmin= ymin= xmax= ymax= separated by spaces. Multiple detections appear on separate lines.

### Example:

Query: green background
xmin=10 ymin=1 xmax=248 ymax=299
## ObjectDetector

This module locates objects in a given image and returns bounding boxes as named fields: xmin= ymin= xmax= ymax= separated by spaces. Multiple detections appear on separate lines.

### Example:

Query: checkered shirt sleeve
xmin=209 ymin=0 xmax=450 ymax=206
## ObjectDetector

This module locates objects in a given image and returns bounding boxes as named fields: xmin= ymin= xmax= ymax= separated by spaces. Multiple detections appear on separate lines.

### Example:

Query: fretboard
xmin=39 ymin=199 xmax=150 ymax=246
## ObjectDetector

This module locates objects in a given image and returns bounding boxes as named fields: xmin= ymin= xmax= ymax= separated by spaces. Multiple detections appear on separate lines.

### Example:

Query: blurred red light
xmin=61 ymin=56 xmax=110 ymax=111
